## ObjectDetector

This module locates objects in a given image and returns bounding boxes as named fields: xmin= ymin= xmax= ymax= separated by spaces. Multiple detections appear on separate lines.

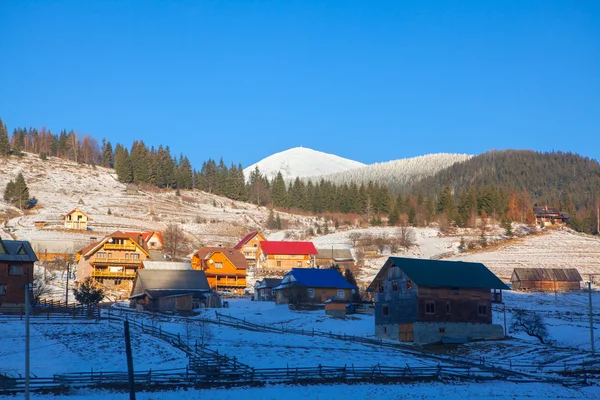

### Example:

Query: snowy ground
xmin=0 ymin=319 xmax=187 ymax=377
xmin=6 ymin=380 xmax=600 ymax=400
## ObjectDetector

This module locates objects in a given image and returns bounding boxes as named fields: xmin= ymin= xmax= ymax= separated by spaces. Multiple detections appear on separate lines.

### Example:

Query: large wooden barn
xmin=511 ymin=268 xmax=582 ymax=291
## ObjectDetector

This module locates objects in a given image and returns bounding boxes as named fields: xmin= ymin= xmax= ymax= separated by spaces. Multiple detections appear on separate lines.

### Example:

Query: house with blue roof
xmin=272 ymin=268 xmax=357 ymax=306
xmin=368 ymin=257 xmax=509 ymax=345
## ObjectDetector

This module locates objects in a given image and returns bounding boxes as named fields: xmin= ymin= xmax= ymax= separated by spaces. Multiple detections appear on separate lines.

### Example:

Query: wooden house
xmin=315 ymin=248 xmax=355 ymax=272
xmin=368 ymin=257 xmax=509 ymax=345
xmin=129 ymin=269 xmax=212 ymax=313
xmin=234 ymin=231 xmax=266 ymax=266
xmin=75 ymin=231 xmax=152 ymax=290
xmin=533 ymin=206 xmax=570 ymax=227
xmin=511 ymin=268 xmax=582 ymax=291
xmin=257 ymin=241 xmax=318 ymax=273
xmin=31 ymin=240 xmax=75 ymax=263
xmin=64 ymin=208 xmax=89 ymax=230
xmin=0 ymin=239 xmax=38 ymax=312
xmin=254 ymin=278 xmax=282 ymax=301
xmin=125 ymin=231 xmax=164 ymax=251
xmin=191 ymin=247 xmax=248 ymax=294
xmin=272 ymin=268 xmax=356 ymax=306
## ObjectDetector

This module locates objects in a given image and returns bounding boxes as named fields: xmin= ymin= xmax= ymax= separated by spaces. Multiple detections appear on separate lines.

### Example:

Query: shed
xmin=254 ymin=278 xmax=282 ymax=301
xmin=511 ymin=268 xmax=582 ymax=291
xmin=129 ymin=269 xmax=212 ymax=313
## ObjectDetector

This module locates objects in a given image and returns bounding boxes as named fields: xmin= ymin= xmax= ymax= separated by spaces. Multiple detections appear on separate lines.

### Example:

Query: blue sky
xmin=1 ymin=1 xmax=598 ymax=168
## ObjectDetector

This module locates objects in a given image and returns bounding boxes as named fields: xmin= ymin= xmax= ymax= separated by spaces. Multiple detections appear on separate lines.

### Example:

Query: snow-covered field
xmin=9 ymin=381 xmax=600 ymax=400
xmin=2 ymin=293 xmax=600 ymax=398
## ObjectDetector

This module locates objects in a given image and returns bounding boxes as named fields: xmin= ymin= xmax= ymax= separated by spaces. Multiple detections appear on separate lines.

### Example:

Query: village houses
xmin=369 ymin=257 xmax=508 ymax=345
xmin=256 ymin=241 xmax=318 ymax=273
xmin=63 ymin=208 xmax=89 ymax=230
xmin=75 ymin=231 xmax=152 ymax=290
xmin=191 ymin=247 xmax=248 ymax=294
xmin=234 ymin=231 xmax=266 ymax=267
xmin=0 ymin=239 xmax=38 ymax=312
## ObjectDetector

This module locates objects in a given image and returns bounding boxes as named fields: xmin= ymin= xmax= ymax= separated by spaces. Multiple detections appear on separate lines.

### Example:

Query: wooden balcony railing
xmin=93 ymin=257 xmax=142 ymax=264
xmin=104 ymin=243 xmax=137 ymax=251
xmin=92 ymin=269 xmax=137 ymax=278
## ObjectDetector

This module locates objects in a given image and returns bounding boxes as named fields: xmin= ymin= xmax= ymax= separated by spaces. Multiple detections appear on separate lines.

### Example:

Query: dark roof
xmin=234 ymin=231 xmax=261 ymax=250
xmin=0 ymin=240 xmax=38 ymax=263
xmin=533 ymin=206 xmax=570 ymax=219
xmin=144 ymin=289 xmax=210 ymax=299
xmin=130 ymin=269 xmax=210 ymax=298
xmin=194 ymin=247 xmax=249 ymax=270
xmin=369 ymin=257 xmax=509 ymax=290
xmin=260 ymin=241 xmax=318 ymax=255
xmin=315 ymin=248 xmax=354 ymax=261
xmin=256 ymin=278 xmax=282 ymax=289
xmin=512 ymin=268 xmax=582 ymax=283
xmin=274 ymin=268 xmax=356 ymax=290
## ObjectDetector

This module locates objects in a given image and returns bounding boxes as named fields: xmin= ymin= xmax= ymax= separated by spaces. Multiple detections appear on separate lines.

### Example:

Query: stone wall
xmin=413 ymin=322 xmax=504 ymax=345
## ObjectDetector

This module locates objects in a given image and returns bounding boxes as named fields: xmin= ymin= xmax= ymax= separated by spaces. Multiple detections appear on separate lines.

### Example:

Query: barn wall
xmin=513 ymin=280 xmax=581 ymax=291
xmin=413 ymin=322 xmax=504 ymax=345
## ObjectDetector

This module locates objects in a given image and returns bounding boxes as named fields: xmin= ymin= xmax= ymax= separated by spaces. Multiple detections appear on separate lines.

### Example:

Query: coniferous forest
xmin=1 ymin=117 xmax=599 ymax=234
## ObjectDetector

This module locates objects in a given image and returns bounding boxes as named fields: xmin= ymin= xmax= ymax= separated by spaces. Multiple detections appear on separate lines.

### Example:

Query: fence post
xmin=148 ymin=369 xmax=152 ymax=384
xmin=509 ymin=360 xmax=512 ymax=371
xmin=234 ymin=356 xmax=237 ymax=371
xmin=318 ymin=364 xmax=322 ymax=377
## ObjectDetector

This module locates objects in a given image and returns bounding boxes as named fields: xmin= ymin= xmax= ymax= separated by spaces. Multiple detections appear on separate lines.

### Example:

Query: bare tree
xmin=348 ymin=232 xmax=362 ymax=247
xmin=510 ymin=309 xmax=549 ymax=344
xmin=397 ymin=224 xmax=416 ymax=250
xmin=163 ymin=223 xmax=189 ymax=260
xmin=32 ymin=267 xmax=53 ymax=304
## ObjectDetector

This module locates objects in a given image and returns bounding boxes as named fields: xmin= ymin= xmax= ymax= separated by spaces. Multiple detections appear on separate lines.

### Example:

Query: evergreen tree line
xmin=3 ymin=172 xmax=31 ymax=210
xmin=2 ymin=118 xmax=598 ymax=233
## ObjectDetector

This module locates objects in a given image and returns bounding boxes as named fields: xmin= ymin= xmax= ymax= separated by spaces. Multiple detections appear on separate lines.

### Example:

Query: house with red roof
xmin=234 ymin=231 xmax=266 ymax=266
xmin=257 ymin=241 xmax=318 ymax=273
xmin=124 ymin=231 xmax=164 ymax=251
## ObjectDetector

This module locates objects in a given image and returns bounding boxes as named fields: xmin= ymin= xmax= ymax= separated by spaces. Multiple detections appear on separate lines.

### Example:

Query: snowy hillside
xmin=243 ymin=147 xmax=365 ymax=181
xmin=315 ymin=153 xmax=473 ymax=190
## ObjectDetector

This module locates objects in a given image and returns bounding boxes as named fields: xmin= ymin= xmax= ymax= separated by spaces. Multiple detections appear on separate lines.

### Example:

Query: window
xmin=131 ymin=253 xmax=140 ymax=259
xmin=478 ymin=305 xmax=487 ymax=316
xmin=383 ymin=326 xmax=387 ymax=334
xmin=115 ymin=280 xmax=122 ymax=286
xmin=0 ymin=285 xmax=6 ymax=295
xmin=8 ymin=265 xmax=23 ymax=276
xmin=307 ymin=288 xmax=315 ymax=298
xmin=337 ymin=290 xmax=345 ymax=299
xmin=215 ymin=262 xmax=223 ymax=269
xmin=446 ymin=302 xmax=451 ymax=314
xmin=392 ymin=282 xmax=398 ymax=292
xmin=379 ymin=284 xmax=384 ymax=293
xmin=276 ymin=261 xmax=282 ymax=267
xmin=439 ymin=328 xmax=446 ymax=333
xmin=406 ymin=280 xmax=413 ymax=290
xmin=296 ymin=261 xmax=302 ymax=267
xmin=97 ymin=252 xmax=106 ymax=258
xmin=253 ymin=243 xmax=258 ymax=247
xmin=425 ymin=303 xmax=435 ymax=314
xmin=107 ymin=253 xmax=112 ymax=258
xmin=382 ymin=305 xmax=389 ymax=316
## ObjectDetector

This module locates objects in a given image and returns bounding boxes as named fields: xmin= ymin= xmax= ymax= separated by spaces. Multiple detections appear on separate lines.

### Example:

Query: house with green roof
xmin=368 ymin=257 xmax=509 ymax=345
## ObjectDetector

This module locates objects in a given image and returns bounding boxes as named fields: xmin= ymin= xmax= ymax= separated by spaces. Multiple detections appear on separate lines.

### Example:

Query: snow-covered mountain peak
xmin=243 ymin=147 xmax=365 ymax=181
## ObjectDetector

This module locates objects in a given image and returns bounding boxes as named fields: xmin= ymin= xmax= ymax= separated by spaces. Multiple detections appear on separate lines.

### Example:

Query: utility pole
xmin=589 ymin=281 xmax=595 ymax=356
xmin=124 ymin=320 xmax=136 ymax=400
xmin=65 ymin=262 xmax=70 ymax=304
xmin=25 ymin=275 xmax=31 ymax=400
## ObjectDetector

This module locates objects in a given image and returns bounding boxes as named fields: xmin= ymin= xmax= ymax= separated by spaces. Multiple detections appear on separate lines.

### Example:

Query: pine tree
xmin=271 ymin=172 xmax=287 ymax=208
xmin=100 ymin=138 xmax=114 ymax=168
xmin=14 ymin=173 xmax=30 ymax=209
xmin=0 ymin=118 xmax=10 ymax=156
xmin=4 ymin=180 xmax=15 ymax=202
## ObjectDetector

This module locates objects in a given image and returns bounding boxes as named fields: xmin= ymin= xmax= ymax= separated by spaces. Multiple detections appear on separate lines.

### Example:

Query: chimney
xmin=138 ymin=233 xmax=144 ymax=246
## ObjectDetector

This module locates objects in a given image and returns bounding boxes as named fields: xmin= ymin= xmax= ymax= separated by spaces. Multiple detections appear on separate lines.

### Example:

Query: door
xmin=399 ymin=323 xmax=414 ymax=342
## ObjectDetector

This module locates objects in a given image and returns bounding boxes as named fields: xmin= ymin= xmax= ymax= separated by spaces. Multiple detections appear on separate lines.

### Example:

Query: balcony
xmin=104 ymin=243 xmax=137 ymax=251
xmin=92 ymin=269 xmax=137 ymax=278
xmin=93 ymin=257 xmax=142 ymax=265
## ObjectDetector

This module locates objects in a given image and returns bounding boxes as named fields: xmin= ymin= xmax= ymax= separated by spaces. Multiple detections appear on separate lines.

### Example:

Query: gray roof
xmin=512 ymin=268 xmax=582 ymax=283
xmin=0 ymin=240 xmax=38 ymax=263
xmin=256 ymin=278 xmax=282 ymax=289
xmin=370 ymin=257 xmax=509 ymax=291
xmin=141 ymin=260 xmax=193 ymax=270
xmin=315 ymin=248 xmax=354 ymax=261
xmin=130 ymin=269 xmax=210 ymax=298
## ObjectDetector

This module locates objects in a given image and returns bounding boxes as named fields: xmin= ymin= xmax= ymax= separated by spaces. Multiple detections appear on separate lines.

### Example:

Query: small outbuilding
xmin=272 ymin=268 xmax=357 ymax=306
xmin=254 ymin=278 xmax=282 ymax=301
xmin=511 ymin=268 xmax=582 ymax=292
xmin=129 ymin=269 xmax=212 ymax=313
